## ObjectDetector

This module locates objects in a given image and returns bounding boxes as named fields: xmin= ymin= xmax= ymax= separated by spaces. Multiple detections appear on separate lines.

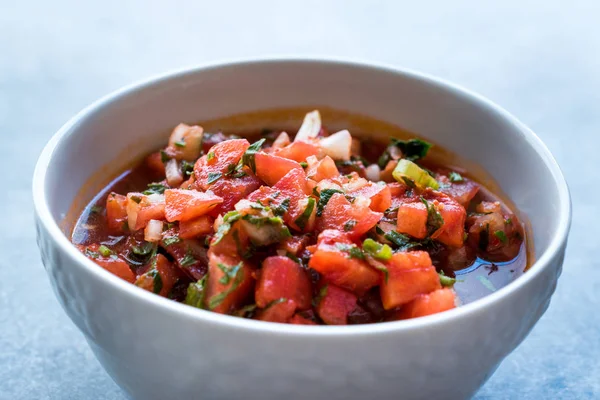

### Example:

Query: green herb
xmin=236 ymin=304 xmax=257 ymax=318
xmin=184 ymin=276 xmax=207 ymax=309
xmin=272 ymin=198 xmax=291 ymax=216
xmin=448 ymin=171 xmax=464 ymax=183
xmin=494 ymin=230 xmax=508 ymax=244
xmin=384 ymin=230 xmax=421 ymax=251
xmin=378 ymin=138 xmax=432 ymax=168
xmin=143 ymin=182 xmax=167 ymax=195
xmin=336 ymin=243 xmax=365 ymax=260
xmin=369 ymin=260 xmax=389 ymax=283
xmin=294 ymin=197 xmax=316 ymax=230
xmin=313 ymin=285 xmax=329 ymax=306
xmin=232 ymin=230 xmax=254 ymax=260
xmin=343 ymin=220 xmax=357 ymax=232
xmin=285 ymin=252 xmax=301 ymax=264
xmin=299 ymin=161 xmax=308 ymax=168
xmin=402 ymin=177 xmax=416 ymax=189
xmin=217 ymin=262 xmax=243 ymax=285
xmin=89 ymin=205 xmax=104 ymax=214
xmin=131 ymin=241 xmax=156 ymax=256
xmin=420 ymin=197 xmax=444 ymax=237
xmin=160 ymin=150 xmax=170 ymax=163
xmin=206 ymin=152 xmax=215 ymax=161
xmin=264 ymin=297 xmax=288 ymax=310
xmin=504 ymin=217 xmax=512 ymax=225
xmin=208 ymin=264 xmax=245 ymax=310
xmin=98 ymin=245 xmax=113 ymax=257
xmin=479 ymin=223 xmax=490 ymax=251
xmin=477 ymin=275 xmax=497 ymax=292
xmin=181 ymin=161 xmax=194 ymax=177
xmin=85 ymin=248 xmax=99 ymax=259
xmin=241 ymin=138 xmax=265 ymax=173
xmin=130 ymin=195 xmax=142 ymax=204
xmin=147 ymin=269 xmax=163 ymax=293
xmin=180 ymin=253 xmax=197 ymax=267
xmin=438 ymin=271 xmax=456 ymax=287
xmin=362 ymin=238 xmax=392 ymax=261
xmin=316 ymin=188 xmax=344 ymax=217
xmin=174 ymin=140 xmax=186 ymax=148
xmin=207 ymin=172 xmax=222 ymax=185
xmin=212 ymin=211 xmax=242 ymax=245
xmin=162 ymin=235 xmax=181 ymax=246
xmin=335 ymin=158 xmax=364 ymax=173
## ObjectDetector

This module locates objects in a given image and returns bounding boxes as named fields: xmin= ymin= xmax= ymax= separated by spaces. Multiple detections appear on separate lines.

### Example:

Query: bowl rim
xmin=33 ymin=56 xmax=572 ymax=336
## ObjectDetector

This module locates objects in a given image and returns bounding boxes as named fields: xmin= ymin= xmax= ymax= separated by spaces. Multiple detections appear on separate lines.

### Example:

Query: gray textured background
xmin=1 ymin=0 xmax=598 ymax=399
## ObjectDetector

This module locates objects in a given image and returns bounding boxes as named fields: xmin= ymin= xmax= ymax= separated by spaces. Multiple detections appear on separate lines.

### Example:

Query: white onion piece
xmin=319 ymin=129 xmax=352 ymax=161
xmin=295 ymin=110 xmax=321 ymax=142
xmin=165 ymin=159 xmax=184 ymax=187
xmin=168 ymin=123 xmax=204 ymax=161
xmin=234 ymin=199 xmax=255 ymax=212
xmin=126 ymin=195 xmax=140 ymax=231
xmin=365 ymin=164 xmax=382 ymax=182
xmin=144 ymin=219 xmax=164 ymax=243
xmin=353 ymin=195 xmax=371 ymax=209
xmin=272 ymin=131 xmax=291 ymax=148
xmin=343 ymin=177 xmax=368 ymax=192
xmin=146 ymin=193 xmax=165 ymax=205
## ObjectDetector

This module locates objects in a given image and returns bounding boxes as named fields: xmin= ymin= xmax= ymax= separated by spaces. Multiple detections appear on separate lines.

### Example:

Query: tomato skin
xmin=106 ymin=192 xmax=128 ymax=233
xmin=316 ymin=285 xmax=357 ymax=325
xmin=208 ymin=174 xmax=262 ymax=216
xmin=194 ymin=139 xmax=250 ymax=190
xmin=205 ymin=252 xmax=254 ymax=314
xmin=318 ymin=193 xmax=382 ymax=240
xmin=254 ymin=152 xmax=302 ymax=186
xmin=380 ymin=251 xmax=441 ymax=310
xmin=80 ymin=244 xmax=135 ymax=283
xmin=306 ymin=156 xmax=339 ymax=182
xmin=255 ymin=299 xmax=297 ymax=323
xmin=392 ymin=288 xmax=456 ymax=320
xmin=179 ymin=215 xmax=214 ymax=239
xmin=347 ymin=182 xmax=392 ymax=212
xmin=164 ymin=189 xmax=223 ymax=222
xmin=275 ymin=141 xmax=320 ymax=162
xmin=126 ymin=193 xmax=166 ymax=231
xmin=255 ymin=256 xmax=312 ymax=310
xmin=308 ymin=230 xmax=380 ymax=296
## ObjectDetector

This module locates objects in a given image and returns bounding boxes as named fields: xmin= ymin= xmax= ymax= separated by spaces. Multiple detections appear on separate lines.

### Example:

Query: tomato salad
xmin=72 ymin=110 xmax=525 ymax=325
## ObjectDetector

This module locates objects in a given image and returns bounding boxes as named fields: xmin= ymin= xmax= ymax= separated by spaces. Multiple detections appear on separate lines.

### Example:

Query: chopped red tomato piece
xmin=425 ymin=191 xmax=467 ymax=248
xmin=135 ymin=254 xmax=180 ymax=297
xmin=380 ymin=251 xmax=441 ymax=310
xmin=396 ymin=201 xmax=428 ymax=239
xmin=179 ymin=215 xmax=214 ymax=239
xmin=318 ymin=193 xmax=382 ymax=240
xmin=275 ymin=141 xmax=320 ymax=162
xmin=255 ymin=256 xmax=312 ymax=310
xmin=194 ymin=138 xmax=250 ymax=190
xmin=164 ymin=189 xmax=223 ymax=222
xmin=440 ymin=179 xmax=479 ymax=208
xmin=394 ymin=288 xmax=456 ymax=319
xmin=289 ymin=313 xmax=318 ymax=325
xmin=106 ymin=192 xmax=128 ymax=233
xmin=255 ymin=299 xmax=297 ymax=323
xmin=205 ymin=253 xmax=254 ymax=314
xmin=306 ymin=156 xmax=339 ymax=182
xmin=126 ymin=193 xmax=166 ymax=231
xmin=308 ymin=230 xmax=380 ymax=295
xmin=144 ymin=151 xmax=166 ymax=178
xmin=80 ymin=244 xmax=135 ymax=283
xmin=209 ymin=174 xmax=262 ymax=216
xmin=316 ymin=285 xmax=357 ymax=325
xmin=254 ymin=152 xmax=302 ymax=186
xmin=347 ymin=182 xmax=392 ymax=212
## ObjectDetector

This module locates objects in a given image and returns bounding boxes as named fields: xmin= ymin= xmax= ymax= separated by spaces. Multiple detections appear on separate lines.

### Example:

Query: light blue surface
xmin=0 ymin=1 xmax=598 ymax=398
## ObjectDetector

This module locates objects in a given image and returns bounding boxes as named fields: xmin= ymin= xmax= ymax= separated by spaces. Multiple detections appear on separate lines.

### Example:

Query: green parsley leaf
xmin=217 ymin=262 xmax=243 ymax=285
xmin=162 ymin=235 xmax=181 ymax=246
xmin=181 ymin=160 xmax=194 ymax=177
xmin=208 ymin=263 xmax=244 ymax=310
xmin=384 ymin=230 xmax=421 ymax=251
xmin=494 ymin=230 xmax=508 ymax=244
xmin=420 ymin=197 xmax=444 ymax=237
xmin=236 ymin=304 xmax=257 ymax=318
xmin=336 ymin=243 xmax=365 ymax=260
xmin=343 ymin=220 xmax=357 ymax=232
xmin=174 ymin=140 xmax=186 ymax=148
xmin=180 ymin=253 xmax=197 ymax=267
xmin=504 ymin=217 xmax=512 ymax=225
xmin=147 ymin=269 xmax=163 ymax=293
xmin=272 ymin=198 xmax=291 ymax=216
xmin=131 ymin=241 xmax=156 ymax=256
xmin=294 ymin=197 xmax=316 ymax=230
xmin=212 ymin=211 xmax=242 ymax=245
xmin=316 ymin=188 xmax=344 ymax=217
xmin=130 ymin=195 xmax=142 ymax=204
xmin=448 ymin=171 xmax=464 ymax=183
xmin=299 ymin=161 xmax=308 ymax=168
xmin=90 ymin=205 xmax=104 ymax=214
xmin=143 ymin=182 xmax=167 ymax=195
xmin=241 ymin=138 xmax=265 ymax=173
xmin=207 ymin=172 xmax=222 ymax=185
xmin=160 ymin=150 xmax=170 ymax=163
xmin=184 ymin=276 xmax=207 ymax=309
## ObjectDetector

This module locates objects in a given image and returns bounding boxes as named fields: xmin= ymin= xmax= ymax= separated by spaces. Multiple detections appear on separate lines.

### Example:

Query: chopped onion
xmin=146 ymin=193 xmax=165 ymax=205
xmin=365 ymin=164 xmax=381 ymax=182
xmin=319 ymin=129 xmax=352 ymax=161
xmin=144 ymin=219 xmax=164 ymax=243
xmin=168 ymin=123 xmax=204 ymax=161
xmin=273 ymin=132 xmax=291 ymax=148
xmin=353 ymin=195 xmax=372 ymax=209
xmin=165 ymin=159 xmax=184 ymax=187
xmin=295 ymin=110 xmax=321 ymax=142
xmin=126 ymin=195 xmax=140 ymax=231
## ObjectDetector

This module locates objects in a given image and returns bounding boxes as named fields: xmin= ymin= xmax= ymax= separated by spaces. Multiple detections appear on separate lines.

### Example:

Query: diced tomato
xmin=205 ymin=252 xmax=254 ymax=314
xmin=387 ymin=182 xmax=408 ymax=198
xmin=144 ymin=151 xmax=166 ymax=178
xmin=179 ymin=175 xmax=196 ymax=190
xmin=440 ymin=179 xmax=480 ymax=208
xmin=289 ymin=313 xmax=318 ymax=325
xmin=255 ymin=299 xmax=297 ymax=323
xmin=80 ymin=244 xmax=135 ymax=283
xmin=425 ymin=191 xmax=466 ymax=248
xmin=254 ymin=152 xmax=302 ymax=186
xmin=380 ymin=160 xmax=397 ymax=182
xmin=275 ymin=141 xmax=320 ymax=162
xmin=179 ymin=215 xmax=214 ymax=239
xmin=135 ymin=254 xmax=180 ymax=297
xmin=306 ymin=156 xmax=339 ymax=182
xmin=208 ymin=174 xmax=262 ymax=216
xmin=106 ymin=192 xmax=128 ymax=233
xmin=318 ymin=193 xmax=382 ymax=240
xmin=194 ymin=139 xmax=250 ymax=190
xmin=276 ymin=234 xmax=311 ymax=255
xmin=316 ymin=285 xmax=357 ymax=325
xmin=380 ymin=251 xmax=441 ymax=310
xmin=396 ymin=201 xmax=428 ymax=239
xmin=395 ymin=288 xmax=456 ymax=319
xmin=127 ymin=193 xmax=166 ymax=231
xmin=164 ymin=189 xmax=223 ymax=222
xmin=347 ymin=182 xmax=392 ymax=212
xmin=308 ymin=230 xmax=380 ymax=295
xmin=255 ymin=256 xmax=312 ymax=310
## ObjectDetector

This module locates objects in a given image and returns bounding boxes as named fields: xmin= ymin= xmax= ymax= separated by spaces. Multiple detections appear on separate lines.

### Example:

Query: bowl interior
xmin=41 ymin=60 xmax=567 ymax=291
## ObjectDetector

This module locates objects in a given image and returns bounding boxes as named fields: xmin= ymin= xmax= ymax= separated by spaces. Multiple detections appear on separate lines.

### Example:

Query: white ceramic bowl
xmin=33 ymin=59 xmax=571 ymax=400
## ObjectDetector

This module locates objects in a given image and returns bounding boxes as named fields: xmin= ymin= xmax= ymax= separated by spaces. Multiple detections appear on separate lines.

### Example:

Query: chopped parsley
xmin=448 ymin=171 xmax=464 ymax=183
xmin=207 ymin=172 xmax=222 ymax=185
xmin=184 ymin=276 xmax=207 ymax=309
xmin=316 ymin=188 xmax=343 ymax=217
xmin=420 ymin=197 xmax=444 ymax=237
xmin=336 ymin=243 xmax=365 ymax=260
xmin=343 ymin=220 xmax=357 ymax=232
xmin=130 ymin=195 xmax=142 ymax=204
xmin=236 ymin=304 xmax=257 ymax=318
xmin=241 ymin=138 xmax=265 ymax=173
xmin=212 ymin=211 xmax=242 ymax=245
xmin=272 ymin=198 xmax=291 ymax=216
xmin=180 ymin=253 xmax=197 ymax=267
xmin=206 ymin=152 xmax=215 ymax=161
xmin=294 ymin=197 xmax=316 ymax=230
xmin=89 ymin=205 xmax=104 ymax=214
xmin=217 ymin=262 xmax=243 ymax=285
xmin=162 ymin=235 xmax=181 ymax=246
xmin=494 ymin=230 xmax=508 ymax=244
xmin=131 ymin=241 xmax=156 ymax=256
xmin=208 ymin=264 xmax=245 ymax=310
xmin=181 ymin=161 xmax=194 ymax=177
xmin=299 ymin=161 xmax=308 ymax=168
xmin=143 ymin=182 xmax=167 ymax=195
xmin=504 ymin=217 xmax=512 ymax=225
xmin=160 ymin=150 xmax=170 ymax=163
xmin=401 ymin=176 xmax=416 ymax=189
xmin=384 ymin=230 xmax=421 ymax=251
xmin=174 ymin=140 xmax=186 ymax=148
xmin=147 ymin=269 xmax=163 ymax=293
xmin=438 ymin=271 xmax=456 ymax=287
xmin=378 ymin=138 xmax=432 ymax=168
